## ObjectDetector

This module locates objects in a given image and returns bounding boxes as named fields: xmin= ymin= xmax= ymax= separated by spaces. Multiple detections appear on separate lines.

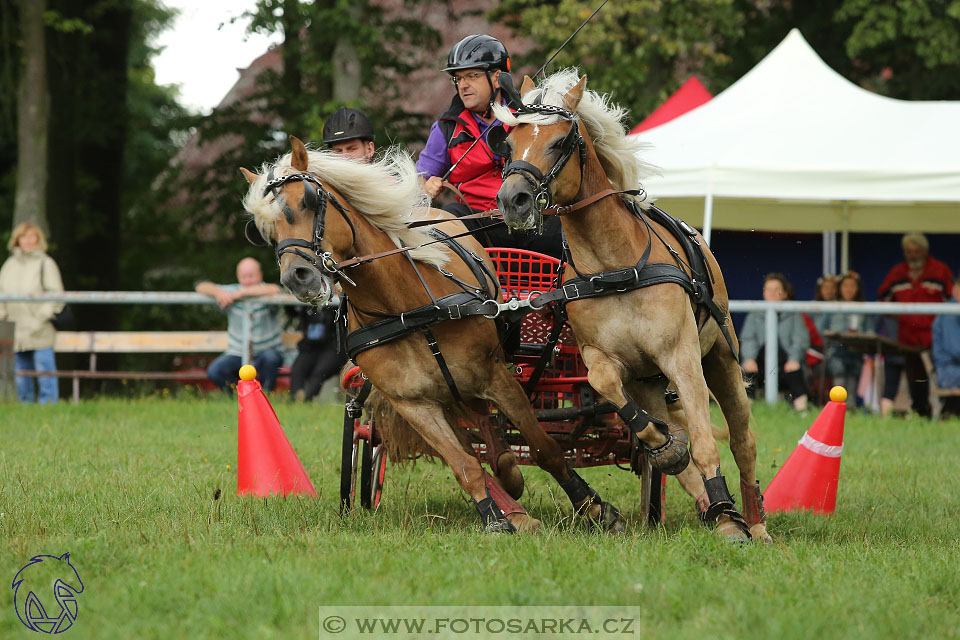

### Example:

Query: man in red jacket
xmin=877 ymin=233 xmax=954 ymax=418
xmin=416 ymin=34 xmax=562 ymax=257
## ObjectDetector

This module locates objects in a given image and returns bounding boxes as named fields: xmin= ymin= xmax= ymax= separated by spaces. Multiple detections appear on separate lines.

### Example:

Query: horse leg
xmin=659 ymin=331 xmax=750 ymax=542
xmin=581 ymin=346 xmax=690 ymax=476
xmin=484 ymin=365 xmax=625 ymax=533
xmin=391 ymin=399 xmax=540 ymax=533
xmin=467 ymin=401 xmax=525 ymax=500
xmin=631 ymin=379 xmax=708 ymax=507
xmin=702 ymin=340 xmax=772 ymax=543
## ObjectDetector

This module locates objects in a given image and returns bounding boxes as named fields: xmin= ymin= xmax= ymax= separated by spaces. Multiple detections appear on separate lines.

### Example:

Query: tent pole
xmin=822 ymin=231 xmax=837 ymax=275
xmin=841 ymin=229 xmax=850 ymax=272
xmin=702 ymin=193 xmax=714 ymax=245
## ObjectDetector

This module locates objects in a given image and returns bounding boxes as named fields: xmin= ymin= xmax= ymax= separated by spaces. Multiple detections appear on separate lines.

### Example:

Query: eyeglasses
xmin=451 ymin=71 xmax=487 ymax=87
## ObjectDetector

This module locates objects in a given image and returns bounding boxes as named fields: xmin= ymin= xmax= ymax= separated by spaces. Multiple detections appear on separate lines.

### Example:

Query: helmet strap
xmin=482 ymin=70 xmax=499 ymax=119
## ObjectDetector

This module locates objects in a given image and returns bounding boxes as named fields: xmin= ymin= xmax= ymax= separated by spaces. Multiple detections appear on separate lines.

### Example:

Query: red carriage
xmin=340 ymin=248 xmax=667 ymax=524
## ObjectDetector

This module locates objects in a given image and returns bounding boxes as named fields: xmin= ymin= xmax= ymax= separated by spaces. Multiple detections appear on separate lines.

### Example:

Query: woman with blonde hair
xmin=0 ymin=222 xmax=65 ymax=403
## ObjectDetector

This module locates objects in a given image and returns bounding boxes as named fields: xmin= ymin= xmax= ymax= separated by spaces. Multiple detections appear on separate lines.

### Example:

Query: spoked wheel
xmin=340 ymin=413 xmax=387 ymax=513
xmin=359 ymin=420 xmax=387 ymax=510
xmin=632 ymin=445 xmax=666 ymax=526
xmin=340 ymin=405 xmax=359 ymax=514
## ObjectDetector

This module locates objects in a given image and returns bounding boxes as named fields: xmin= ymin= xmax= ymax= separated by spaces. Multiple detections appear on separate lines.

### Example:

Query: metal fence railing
xmin=2 ymin=292 xmax=959 ymax=404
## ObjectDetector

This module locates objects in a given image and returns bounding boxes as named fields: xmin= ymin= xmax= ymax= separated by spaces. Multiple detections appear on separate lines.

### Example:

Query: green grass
xmin=1 ymin=395 xmax=959 ymax=639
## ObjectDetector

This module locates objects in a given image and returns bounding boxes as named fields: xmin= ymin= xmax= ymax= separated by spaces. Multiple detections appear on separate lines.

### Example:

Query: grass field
xmin=1 ymin=393 xmax=959 ymax=639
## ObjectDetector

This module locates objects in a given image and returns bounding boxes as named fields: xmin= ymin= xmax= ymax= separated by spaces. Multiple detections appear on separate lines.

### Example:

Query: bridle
xmin=488 ymin=102 xmax=586 ymax=232
xmin=250 ymin=170 xmax=359 ymax=286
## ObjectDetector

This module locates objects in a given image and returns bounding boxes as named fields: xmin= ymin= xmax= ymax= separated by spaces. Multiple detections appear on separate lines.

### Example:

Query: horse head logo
xmin=11 ymin=552 xmax=84 ymax=634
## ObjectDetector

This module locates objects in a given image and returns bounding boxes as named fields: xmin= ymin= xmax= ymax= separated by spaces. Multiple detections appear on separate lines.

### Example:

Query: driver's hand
xmin=424 ymin=176 xmax=443 ymax=199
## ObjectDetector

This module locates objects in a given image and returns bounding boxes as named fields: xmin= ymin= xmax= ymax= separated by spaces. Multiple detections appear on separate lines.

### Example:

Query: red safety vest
xmin=442 ymin=107 xmax=509 ymax=212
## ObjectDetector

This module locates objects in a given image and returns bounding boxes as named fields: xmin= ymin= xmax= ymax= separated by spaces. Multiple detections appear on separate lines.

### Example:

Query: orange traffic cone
xmin=764 ymin=386 xmax=847 ymax=514
xmin=237 ymin=365 xmax=318 ymax=497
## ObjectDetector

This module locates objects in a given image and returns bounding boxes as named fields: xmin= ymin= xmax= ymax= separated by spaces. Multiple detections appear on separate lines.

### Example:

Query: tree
xmin=491 ymin=0 xmax=747 ymax=121
xmin=13 ymin=0 xmax=49 ymax=232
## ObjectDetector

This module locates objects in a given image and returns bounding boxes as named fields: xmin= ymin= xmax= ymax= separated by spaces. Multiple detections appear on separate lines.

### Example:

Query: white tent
xmin=635 ymin=29 xmax=960 ymax=259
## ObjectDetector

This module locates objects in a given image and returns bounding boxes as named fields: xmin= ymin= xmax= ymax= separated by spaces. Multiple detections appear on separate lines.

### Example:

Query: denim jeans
xmin=14 ymin=348 xmax=59 ymax=404
xmin=206 ymin=349 xmax=284 ymax=392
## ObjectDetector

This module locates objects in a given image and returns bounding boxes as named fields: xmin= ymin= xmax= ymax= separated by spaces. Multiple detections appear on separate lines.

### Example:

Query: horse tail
xmin=366 ymin=389 xmax=442 ymax=465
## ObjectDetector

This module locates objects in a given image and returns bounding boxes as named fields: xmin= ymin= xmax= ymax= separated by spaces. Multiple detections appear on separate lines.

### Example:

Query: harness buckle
xmin=562 ymin=283 xmax=580 ymax=300
xmin=448 ymin=305 xmax=462 ymax=320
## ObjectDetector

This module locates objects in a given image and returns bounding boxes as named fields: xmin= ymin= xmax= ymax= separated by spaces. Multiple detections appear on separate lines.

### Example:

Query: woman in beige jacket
xmin=0 ymin=223 xmax=64 ymax=403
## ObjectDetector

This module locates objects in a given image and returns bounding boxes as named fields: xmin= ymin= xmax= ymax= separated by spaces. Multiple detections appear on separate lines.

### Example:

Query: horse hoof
xmin=596 ymin=501 xmax=626 ymax=534
xmin=496 ymin=452 xmax=525 ymax=500
xmin=483 ymin=518 xmax=517 ymax=534
xmin=577 ymin=500 xmax=626 ymax=534
xmin=716 ymin=519 xmax=750 ymax=543
xmin=644 ymin=427 xmax=690 ymax=475
xmin=750 ymin=524 xmax=773 ymax=543
xmin=507 ymin=513 xmax=541 ymax=534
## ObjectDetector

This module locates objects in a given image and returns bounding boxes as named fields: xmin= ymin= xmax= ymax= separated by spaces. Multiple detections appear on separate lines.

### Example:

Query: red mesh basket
xmin=485 ymin=248 xmax=561 ymax=301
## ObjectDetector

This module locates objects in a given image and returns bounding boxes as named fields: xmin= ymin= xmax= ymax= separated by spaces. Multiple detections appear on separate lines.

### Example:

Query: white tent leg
xmin=702 ymin=193 xmax=714 ymax=245
xmin=841 ymin=229 xmax=850 ymax=273
xmin=822 ymin=231 xmax=837 ymax=275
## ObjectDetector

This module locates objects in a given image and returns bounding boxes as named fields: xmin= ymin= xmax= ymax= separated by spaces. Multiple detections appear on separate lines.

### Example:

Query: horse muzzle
xmin=280 ymin=261 xmax=333 ymax=305
xmin=496 ymin=179 xmax=540 ymax=231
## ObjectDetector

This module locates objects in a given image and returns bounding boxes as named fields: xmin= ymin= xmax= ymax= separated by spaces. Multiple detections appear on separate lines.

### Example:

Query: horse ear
xmin=520 ymin=75 xmax=535 ymax=96
xmin=239 ymin=167 xmax=258 ymax=184
xmin=562 ymin=75 xmax=587 ymax=112
xmin=290 ymin=136 xmax=309 ymax=171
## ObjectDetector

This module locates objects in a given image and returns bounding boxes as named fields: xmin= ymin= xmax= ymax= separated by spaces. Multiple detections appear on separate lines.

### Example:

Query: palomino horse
xmin=240 ymin=137 xmax=625 ymax=534
xmin=492 ymin=70 xmax=771 ymax=542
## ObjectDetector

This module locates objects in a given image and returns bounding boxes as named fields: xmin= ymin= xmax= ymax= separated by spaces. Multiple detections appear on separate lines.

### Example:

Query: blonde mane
xmin=242 ymin=146 xmax=449 ymax=267
xmin=492 ymin=68 xmax=657 ymax=207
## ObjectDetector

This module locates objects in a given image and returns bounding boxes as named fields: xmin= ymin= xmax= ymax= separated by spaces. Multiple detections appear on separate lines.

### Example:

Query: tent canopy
xmin=634 ymin=29 xmax=960 ymax=234
xmin=629 ymin=77 xmax=712 ymax=134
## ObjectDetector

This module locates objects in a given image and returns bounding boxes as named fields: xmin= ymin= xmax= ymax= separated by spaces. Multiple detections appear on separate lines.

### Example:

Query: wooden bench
xmin=19 ymin=331 xmax=303 ymax=403
xmin=920 ymin=351 xmax=960 ymax=421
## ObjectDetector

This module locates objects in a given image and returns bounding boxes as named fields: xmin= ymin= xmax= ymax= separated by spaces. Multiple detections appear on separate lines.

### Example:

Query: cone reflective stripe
xmin=237 ymin=377 xmax=318 ymax=497
xmin=764 ymin=400 xmax=846 ymax=515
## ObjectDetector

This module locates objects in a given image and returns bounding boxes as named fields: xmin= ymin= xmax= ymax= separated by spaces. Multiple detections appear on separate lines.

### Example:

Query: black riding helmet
xmin=322 ymin=107 xmax=375 ymax=144
xmin=443 ymin=34 xmax=511 ymax=73
xmin=444 ymin=35 xmax=510 ymax=119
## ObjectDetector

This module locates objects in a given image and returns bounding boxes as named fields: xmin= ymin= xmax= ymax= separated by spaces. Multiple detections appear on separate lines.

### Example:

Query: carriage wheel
xmin=340 ymin=408 xmax=360 ymax=514
xmin=632 ymin=446 xmax=666 ymax=526
xmin=359 ymin=419 xmax=387 ymax=509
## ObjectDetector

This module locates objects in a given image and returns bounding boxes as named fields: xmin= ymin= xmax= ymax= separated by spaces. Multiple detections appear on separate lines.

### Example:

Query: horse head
xmin=492 ymin=74 xmax=589 ymax=231
xmin=240 ymin=136 xmax=357 ymax=306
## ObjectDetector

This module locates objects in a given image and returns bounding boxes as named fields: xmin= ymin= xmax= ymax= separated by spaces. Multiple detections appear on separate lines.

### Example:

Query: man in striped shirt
xmin=196 ymin=257 xmax=284 ymax=391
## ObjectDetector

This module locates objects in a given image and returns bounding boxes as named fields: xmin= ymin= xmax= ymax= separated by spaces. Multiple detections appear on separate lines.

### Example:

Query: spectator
xmin=812 ymin=274 xmax=838 ymax=334
xmin=195 ymin=258 xmax=284 ymax=392
xmin=288 ymin=305 xmax=345 ymax=402
xmin=932 ymin=274 xmax=960 ymax=417
xmin=824 ymin=272 xmax=875 ymax=406
xmin=323 ymin=107 xmax=376 ymax=163
xmin=416 ymin=34 xmax=562 ymax=257
xmin=740 ymin=273 xmax=811 ymax=411
xmin=877 ymin=233 xmax=954 ymax=418
xmin=0 ymin=223 xmax=64 ymax=404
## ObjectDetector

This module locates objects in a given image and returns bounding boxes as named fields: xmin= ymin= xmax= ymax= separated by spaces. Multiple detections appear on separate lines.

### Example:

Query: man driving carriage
xmin=416 ymin=34 xmax=562 ymax=258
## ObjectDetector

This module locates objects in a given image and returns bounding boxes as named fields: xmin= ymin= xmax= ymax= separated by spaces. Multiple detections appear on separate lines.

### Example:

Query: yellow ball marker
xmin=829 ymin=386 xmax=847 ymax=403
xmin=238 ymin=365 xmax=257 ymax=381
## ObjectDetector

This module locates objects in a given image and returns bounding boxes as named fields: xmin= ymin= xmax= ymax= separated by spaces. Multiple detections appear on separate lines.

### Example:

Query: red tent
xmin=629 ymin=77 xmax=712 ymax=134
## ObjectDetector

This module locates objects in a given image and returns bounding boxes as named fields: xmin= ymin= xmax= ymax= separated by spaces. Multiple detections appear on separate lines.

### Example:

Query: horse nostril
xmin=512 ymin=191 xmax=532 ymax=210
xmin=293 ymin=267 xmax=313 ymax=284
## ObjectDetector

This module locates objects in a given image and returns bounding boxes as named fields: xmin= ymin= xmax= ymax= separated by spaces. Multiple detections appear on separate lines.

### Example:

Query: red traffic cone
xmin=764 ymin=386 xmax=848 ymax=515
xmin=237 ymin=365 xmax=318 ymax=497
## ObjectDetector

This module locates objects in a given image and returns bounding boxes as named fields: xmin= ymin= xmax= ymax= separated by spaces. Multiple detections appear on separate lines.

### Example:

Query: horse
xmin=239 ymin=136 xmax=625 ymax=534
xmin=491 ymin=70 xmax=771 ymax=542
